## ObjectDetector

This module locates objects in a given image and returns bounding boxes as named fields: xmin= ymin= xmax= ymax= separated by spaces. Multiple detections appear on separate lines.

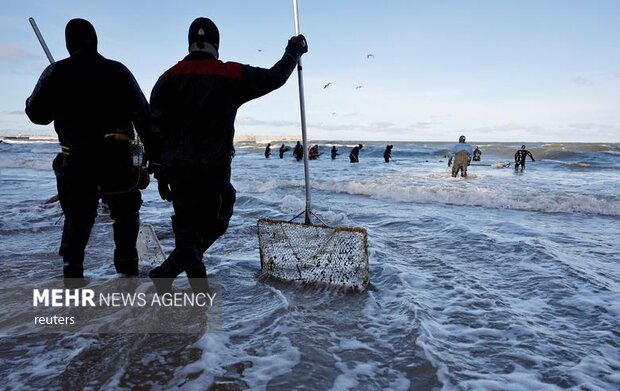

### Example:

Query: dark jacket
xmin=25 ymin=49 xmax=152 ymax=155
xmin=150 ymin=47 xmax=301 ymax=168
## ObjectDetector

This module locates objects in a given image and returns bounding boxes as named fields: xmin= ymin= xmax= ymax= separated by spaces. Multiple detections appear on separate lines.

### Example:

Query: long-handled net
xmin=257 ymin=0 xmax=369 ymax=289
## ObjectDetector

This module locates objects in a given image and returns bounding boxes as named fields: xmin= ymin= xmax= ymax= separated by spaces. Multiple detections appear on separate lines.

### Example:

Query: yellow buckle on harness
xmin=60 ymin=144 xmax=70 ymax=156
xmin=104 ymin=133 xmax=133 ymax=142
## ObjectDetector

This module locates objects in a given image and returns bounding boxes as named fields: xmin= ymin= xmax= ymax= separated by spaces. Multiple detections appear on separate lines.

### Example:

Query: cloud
xmin=571 ymin=76 xmax=592 ymax=86
xmin=370 ymin=121 xmax=396 ymax=128
xmin=407 ymin=121 xmax=437 ymax=129
xmin=567 ymin=122 xmax=620 ymax=134
xmin=0 ymin=44 xmax=34 ymax=62
xmin=236 ymin=116 xmax=298 ymax=127
xmin=7 ymin=110 xmax=24 ymax=115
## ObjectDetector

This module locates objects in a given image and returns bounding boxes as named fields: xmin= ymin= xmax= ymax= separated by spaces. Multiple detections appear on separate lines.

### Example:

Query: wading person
xmin=473 ymin=146 xmax=481 ymax=161
xmin=448 ymin=135 xmax=473 ymax=177
xmin=148 ymin=17 xmax=308 ymax=291
xmin=349 ymin=144 xmax=363 ymax=163
xmin=293 ymin=141 xmax=303 ymax=161
xmin=279 ymin=144 xmax=290 ymax=159
xmin=331 ymin=145 xmax=339 ymax=159
xmin=514 ymin=145 xmax=535 ymax=171
xmin=383 ymin=144 xmax=393 ymax=163
xmin=25 ymin=19 xmax=155 ymax=287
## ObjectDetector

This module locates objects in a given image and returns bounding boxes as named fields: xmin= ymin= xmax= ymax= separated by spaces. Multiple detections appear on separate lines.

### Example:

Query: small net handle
xmin=292 ymin=0 xmax=312 ymax=224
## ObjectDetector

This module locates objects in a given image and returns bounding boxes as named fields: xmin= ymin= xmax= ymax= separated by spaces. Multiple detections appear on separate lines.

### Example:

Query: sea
xmin=0 ymin=138 xmax=619 ymax=390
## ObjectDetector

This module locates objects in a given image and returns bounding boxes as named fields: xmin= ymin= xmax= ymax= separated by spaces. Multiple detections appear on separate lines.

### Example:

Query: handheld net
xmin=258 ymin=218 xmax=369 ymax=290
xmin=257 ymin=0 xmax=369 ymax=290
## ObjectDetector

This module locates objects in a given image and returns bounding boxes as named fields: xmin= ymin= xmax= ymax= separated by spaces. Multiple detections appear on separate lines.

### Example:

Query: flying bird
xmin=323 ymin=82 xmax=332 ymax=89
xmin=367 ymin=54 xmax=374 ymax=59
xmin=355 ymin=85 xmax=363 ymax=89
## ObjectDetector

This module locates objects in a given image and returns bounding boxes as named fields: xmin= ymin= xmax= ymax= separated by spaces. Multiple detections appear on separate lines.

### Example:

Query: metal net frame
xmin=258 ymin=218 xmax=369 ymax=290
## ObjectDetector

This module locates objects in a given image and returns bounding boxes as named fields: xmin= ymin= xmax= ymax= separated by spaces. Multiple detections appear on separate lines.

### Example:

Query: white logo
xmin=198 ymin=28 xmax=205 ymax=36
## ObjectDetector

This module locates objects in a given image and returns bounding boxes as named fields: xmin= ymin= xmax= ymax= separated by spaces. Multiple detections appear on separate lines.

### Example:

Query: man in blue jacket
xmin=148 ymin=17 xmax=308 ymax=291
xmin=25 ymin=19 xmax=156 ymax=286
xmin=448 ymin=135 xmax=474 ymax=177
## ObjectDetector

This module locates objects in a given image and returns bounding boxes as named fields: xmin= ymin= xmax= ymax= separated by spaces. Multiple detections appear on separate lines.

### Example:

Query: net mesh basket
xmin=257 ymin=218 xmax=369 ymax=289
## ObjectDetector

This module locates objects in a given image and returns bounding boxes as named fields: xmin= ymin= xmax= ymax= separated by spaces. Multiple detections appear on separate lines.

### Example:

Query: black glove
xmin=148 ymin=161 xmax=172 ymax=201
xmin=137 ymin=167 xmax=150 ymax=190
xmin=157 ymin=179 xmax=173 ymax=202
xmin=287 ymin=34 xmax=308 ymax=54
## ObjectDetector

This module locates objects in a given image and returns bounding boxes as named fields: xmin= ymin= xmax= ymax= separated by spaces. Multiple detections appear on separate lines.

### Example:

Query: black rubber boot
xmin=63 ymin=260 xmax=87 ymax=288
xmin=185 ymin=262 xmax=209 ymax=294
xmin=148 ymin=251 xmax=185 ymax=294
xmin=114 ymin=248 xmax=139 ymax=276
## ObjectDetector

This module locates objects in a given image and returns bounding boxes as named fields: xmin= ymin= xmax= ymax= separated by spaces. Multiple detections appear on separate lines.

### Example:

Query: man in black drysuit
xmin=349 ymin=144 xmax=363 ymax=163
xmin=25 ymin=19 xmax=156 ymax=285
xmin=383 ymin=144 xmax=393 ymax=163
xmin=279 ymin=144 xmax=290 ymax=159
xmin=514 ymin=145 xmax=535 ymax=171
xmin=148 ymin=17 xmax=308 ymax=291
xmin=293 ymin=141 xmax=304 ymax=161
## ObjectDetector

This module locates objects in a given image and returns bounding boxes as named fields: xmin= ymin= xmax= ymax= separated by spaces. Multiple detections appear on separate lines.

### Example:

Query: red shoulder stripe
xmin=163 ymin=60 xmax=242 ymax=80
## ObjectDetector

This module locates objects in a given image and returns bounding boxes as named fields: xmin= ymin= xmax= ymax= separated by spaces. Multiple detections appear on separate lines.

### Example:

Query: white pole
xmin=292 ymin=0 xmax=312 ymax=224
xmin=29 ymin=17 xmax=55 ymax=64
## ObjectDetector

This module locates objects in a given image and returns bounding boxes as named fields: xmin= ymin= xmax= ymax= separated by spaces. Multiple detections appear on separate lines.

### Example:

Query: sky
xmin=1 ymin=0 xmax=619 ymax=142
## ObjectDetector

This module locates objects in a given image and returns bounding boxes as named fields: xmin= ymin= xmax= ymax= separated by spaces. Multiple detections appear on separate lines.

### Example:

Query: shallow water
xmin=1 ymin=140 xmax=619 ymax=390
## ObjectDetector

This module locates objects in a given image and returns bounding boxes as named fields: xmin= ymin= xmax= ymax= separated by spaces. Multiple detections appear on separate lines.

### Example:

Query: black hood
xmin=65 ymin=18 xmax=98 ymax=55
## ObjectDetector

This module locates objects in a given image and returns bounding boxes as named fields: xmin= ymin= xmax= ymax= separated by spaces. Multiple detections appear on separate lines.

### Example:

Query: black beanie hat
xmin=188 ymin=17 xmax=219 ymax=49
xmin=65 ymin=18 xmax=97 ymax=55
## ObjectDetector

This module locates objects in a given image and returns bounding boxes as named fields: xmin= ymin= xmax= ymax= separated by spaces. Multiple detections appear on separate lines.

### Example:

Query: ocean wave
xmin=0 ymin=157 xmax=51 ymax=171
xmin=310 ymin=179 xmax=620 ymax=217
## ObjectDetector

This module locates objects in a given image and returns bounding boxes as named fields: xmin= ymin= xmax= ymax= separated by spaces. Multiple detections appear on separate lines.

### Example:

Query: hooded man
xmin=349 ymin=144 xmax=363 ymax=163
xmin=25 ymin=18 xmax=156 ymax=287
xmin=383 ymin=144 xmax=393 ymax=163
xmin=293 ymin=141 xmax=304 ymax=161
xmin=148 ymin=17 xmax=308 ymax=291
xmin=514 ymin=145 xmax=535 ymax=171
xmin=448 ymin=135 xmax=474 ymax=177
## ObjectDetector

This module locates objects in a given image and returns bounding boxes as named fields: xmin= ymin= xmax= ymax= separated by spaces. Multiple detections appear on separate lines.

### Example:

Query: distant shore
xmin=0 ymin=134 xmax=302 ymax=143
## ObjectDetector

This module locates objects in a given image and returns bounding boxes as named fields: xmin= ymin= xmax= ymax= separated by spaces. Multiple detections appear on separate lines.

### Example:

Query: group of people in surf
xmin=448 ymin=135 xmax=535 ymax=178
xmin=264 ymin=142 xmax=395 ymax=163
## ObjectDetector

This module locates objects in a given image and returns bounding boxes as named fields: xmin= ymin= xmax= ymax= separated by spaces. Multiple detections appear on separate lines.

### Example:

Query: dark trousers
xmin=54 ymin=146 xmax=141 ymax=277
xmin=163 ymin=165 xmax=236 ymax=273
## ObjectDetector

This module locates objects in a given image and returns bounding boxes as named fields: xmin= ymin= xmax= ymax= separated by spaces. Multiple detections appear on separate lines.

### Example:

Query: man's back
xmin=26 ymin=51 xmax=146 ymax=146
xmin=151 ymin=50 xmax=300 ymax=168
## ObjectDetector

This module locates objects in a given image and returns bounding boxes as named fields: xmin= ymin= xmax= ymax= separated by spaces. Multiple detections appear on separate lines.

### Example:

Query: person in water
xmin=473 ymin=146 xmax=481 ymax=161
xmin=383 ymin=144 xmax=393 ymax=163
xmin=293 ymin=141 xmax=303 ymax=161
xmin=264 ymin=143 xmax=271 ymax=159
xmin=514 ymin=145 xmax=535 ymax=171
xmin=279 ymin=144 xmax=290 ymax=159
xmin=349 ymin=144 xmax=363 ymax=163
xmin=25 ymin=18 xmax=156 ymax=287
xmin=148 ymin=17 xmax=308 ymax=292
xmin=330 ymin=145 xmax=339 ymax=159
xmin=308 ymin=144 xmax=319 ymax=160
xmin=448 ymin=135 xmax=474 ymax=177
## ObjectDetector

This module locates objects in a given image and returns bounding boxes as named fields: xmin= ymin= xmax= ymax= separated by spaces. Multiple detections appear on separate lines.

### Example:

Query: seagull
xmin=355 ymin=85 xmax=363 ymax=89
xmin=258 ymin=49 xmax=262 ymax=52
xmin=367 ymin=54 xmax=374 ymax=59
xmin=323 ymin=82 xmax=332 ymax=89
